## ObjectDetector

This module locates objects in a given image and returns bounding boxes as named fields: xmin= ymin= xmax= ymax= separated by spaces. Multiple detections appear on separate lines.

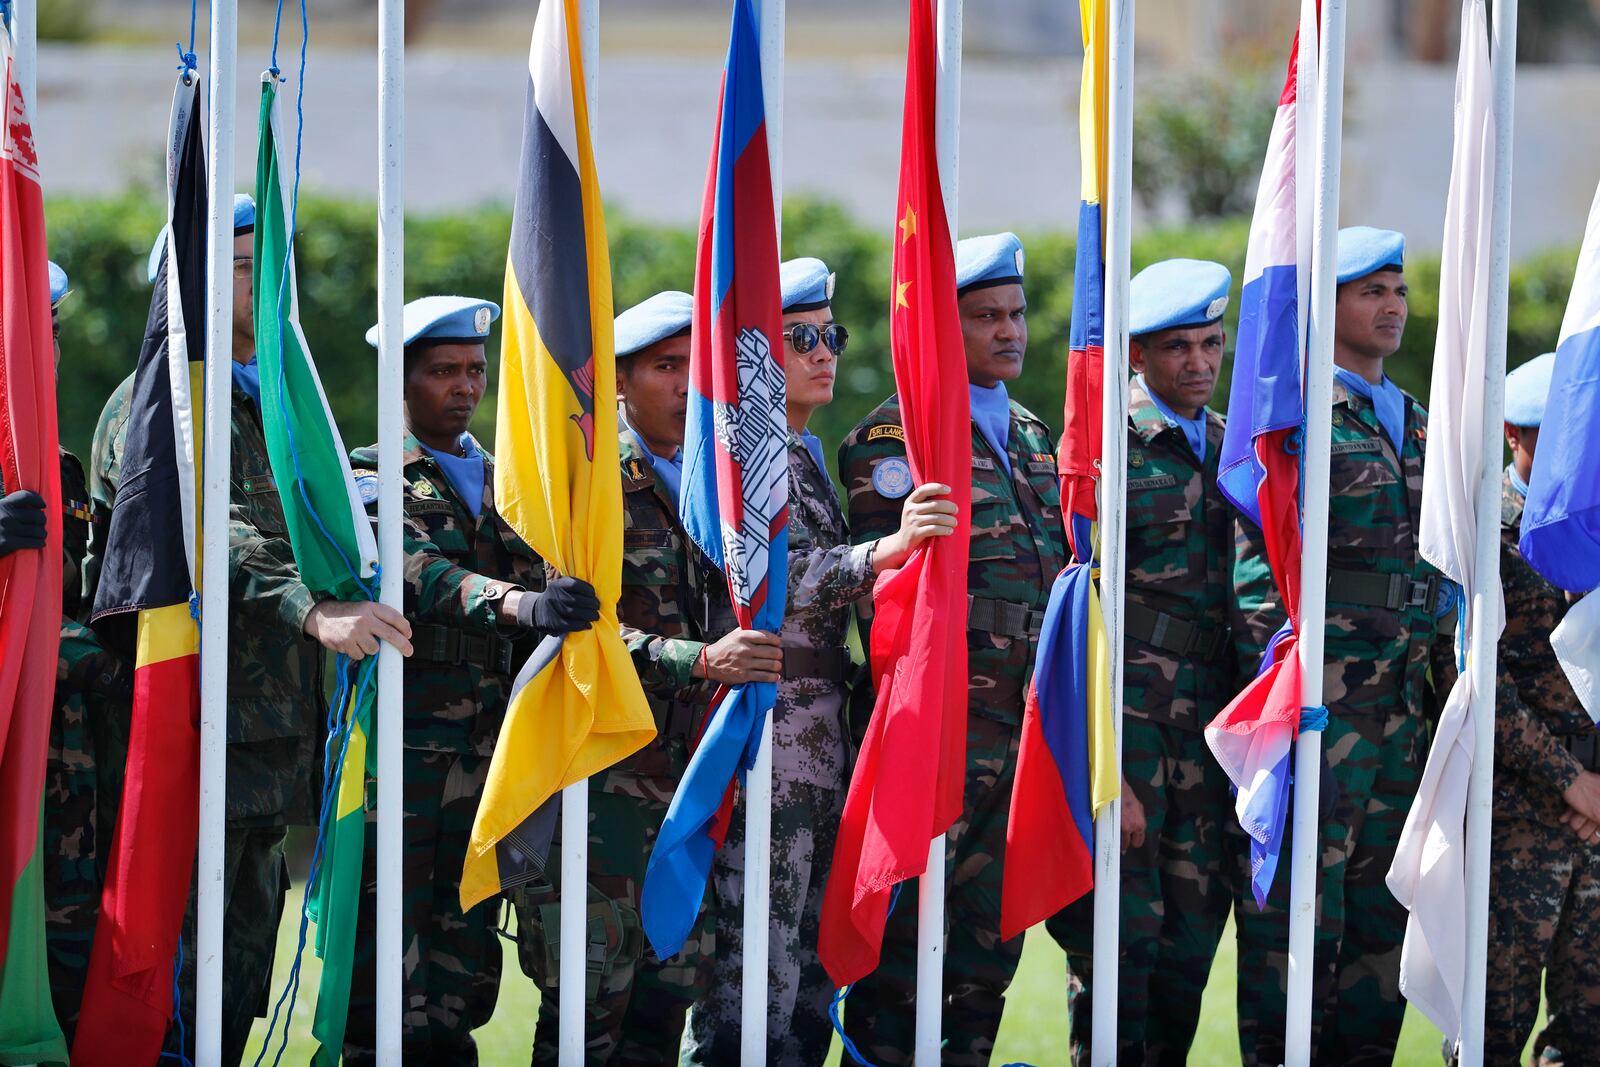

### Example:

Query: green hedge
xmin=47 ymin=194 xmax=1578 ymax=477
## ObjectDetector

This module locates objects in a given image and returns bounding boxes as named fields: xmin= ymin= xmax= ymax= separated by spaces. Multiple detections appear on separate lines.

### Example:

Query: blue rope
xmin=173 ymin=0 xmax=199 ymax=74
xmin=158 ymin=931 xmax=195 ymax=1066
xmin=1299 ymin=704 xmax=1329 ymax=734
xmin=829 ymin=883 xmax=906 ymax=1067
xmin=1451 ymin=581 xmax=1467 ymax=673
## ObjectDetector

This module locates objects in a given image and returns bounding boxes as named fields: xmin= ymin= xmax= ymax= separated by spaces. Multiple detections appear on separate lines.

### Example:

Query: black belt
xmin=782 ymin=646 xmax=851 ymax=683
xmin=411 ymin=622 xmax=518 ymax=677
xmin=968 ymin=595 xmax=1046 ymax=641
xmin=1125 ymin=602 xmax=1231 ymax=661
xmin=1327 ymin=570 xmax=1444 ymax=614
xmin=1558 ymin=731 xmax=1600 ymax=772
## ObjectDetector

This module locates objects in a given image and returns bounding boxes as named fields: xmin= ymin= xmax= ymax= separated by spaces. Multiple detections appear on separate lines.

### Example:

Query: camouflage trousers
xmin=1046 ymin=716 xmax=1238 ymax=1066
xmin=512 ymin=773 xmax=712 ymax=1065
xmin=683 ymin=775 xmax=844 ymax=1067
xmin=166 ymin=824 xmax=290 ymax=1067
xmin=345 ymin=748 xmax=502 ymax=1066
xmin=840 ymin=715 xmax=1023 ymax=1067
xmin=43 ymin=690 xmax=99 ymax=1044
xmin=1232 ymin=706 xmax=1423 ymax=1067
xmin=1481 ymin=811 xmax=1600 ymax=1065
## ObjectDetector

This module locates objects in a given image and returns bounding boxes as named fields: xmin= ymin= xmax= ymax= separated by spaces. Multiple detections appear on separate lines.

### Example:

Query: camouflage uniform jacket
xmin=839 ymin=394 xmax=1067 ymax=726
xmin=228 ymin=385 xmax=328 ymax=824
xmin=83 ymin=369 xmax=136 ymax=611
xmin=1496 ymin=471 xmax=1587 ymax=824
xmin=1124 ymin=380 xmax=1238 ymax=731
xmin=610 ymin=433 xmax=726 ymax=788
xmin=776 ymin=430 xmax=875 ymax=787
xmin=350 ymin=433 xmax=546 ymax=757
xmin=57 ymin=448 xmax=130 ymax=701
xmin=1234 ymin=378 xmax=1454 ymax=720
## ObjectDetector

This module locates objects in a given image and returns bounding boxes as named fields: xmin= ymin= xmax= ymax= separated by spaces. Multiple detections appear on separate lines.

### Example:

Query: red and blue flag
xmin=641 ymin=0 xmax=787 ymax=959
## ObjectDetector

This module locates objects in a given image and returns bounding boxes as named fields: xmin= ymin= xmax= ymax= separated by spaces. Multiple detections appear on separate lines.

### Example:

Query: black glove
xmin=0 ymin=490 xmax=46 ymax=558
xmin=517 ymin=576 xmax=601 ymax=634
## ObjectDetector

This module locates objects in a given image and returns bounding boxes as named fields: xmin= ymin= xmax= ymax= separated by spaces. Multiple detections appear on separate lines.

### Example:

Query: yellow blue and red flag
xmin=463 ymin=0 xmax=654 ymax=910
xmin=641 ymin=0 xmax=788 ymax=959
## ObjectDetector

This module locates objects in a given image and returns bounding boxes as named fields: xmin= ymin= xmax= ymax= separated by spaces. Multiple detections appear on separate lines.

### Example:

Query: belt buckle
xmin=1408 ymin=576 xmax=1438 ymax=611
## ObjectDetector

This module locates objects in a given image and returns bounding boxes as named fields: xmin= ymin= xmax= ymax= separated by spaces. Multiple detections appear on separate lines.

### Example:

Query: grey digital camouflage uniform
xmin=838 ymin=394 xmax=1066 ymax=1066
xmin=515 ymin=432 xmax=722 ymax=1064
xmin=1048 ymin=379 xmax=1240 ymax=1066
xmin=685 ymin=429 xmax=874 ymax=1067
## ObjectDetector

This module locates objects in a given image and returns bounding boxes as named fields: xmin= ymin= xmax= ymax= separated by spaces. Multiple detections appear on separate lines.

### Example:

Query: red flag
xmin=818 ymin=0 xmax=971 ymax=988
xmin=0 ymin=25 xmax=64 ymax=976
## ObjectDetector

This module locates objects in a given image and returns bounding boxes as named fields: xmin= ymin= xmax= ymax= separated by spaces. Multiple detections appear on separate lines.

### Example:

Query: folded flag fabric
xmin=640 ymin=0 xmax=788 ymax=960
xmin=0 ymin=21 xmax=68 ymax=1065
xmin=818 ymin=0 xmax=973 ymax=983
xmin=1205 ymin=9 xmax=1315 ymax=909
xmin=1521 ymin=176 xmax=1600 ymax=717
xmin=463 ymin=0 xmax=654 ymax=911
xmin=999 ymin=0 xmax=1118 ymax=942
xmin=74 ymin=72 xmax=207 ymax=1067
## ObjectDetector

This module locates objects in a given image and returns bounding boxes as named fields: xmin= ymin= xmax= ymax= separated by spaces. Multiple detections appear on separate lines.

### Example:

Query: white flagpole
xmin=912 ymin=1 xmax=959 ymax=1062
xmin=1459 ymin=1 xmax=1515 ymax=1062
xmin=198 ymin=0 xmax=237 ymax=1062
xmin=1285 ymin=1 xmax=1346 ymax=1063
xmin=1089 ymin=1 xmax=1133 ymax=1063
xmin=557 ymin=6 xmax=602 ymax=1062
xmin=375 ymin=0 xmax=405 ymax=1062
xmin=739 ymin=1 xmax=783 ymax=1061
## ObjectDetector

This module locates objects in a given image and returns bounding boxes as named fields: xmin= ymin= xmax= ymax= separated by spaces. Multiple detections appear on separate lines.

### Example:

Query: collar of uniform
xmin=1502 ymin=468 xmax=1525 ymax=530
xmin=403 ymin=432 xmax=494 ymax=508
xmin=618 ymin=432 xmax=658 ymax=490
xmin=1126 ymin=377 xmax=1211 ymax=449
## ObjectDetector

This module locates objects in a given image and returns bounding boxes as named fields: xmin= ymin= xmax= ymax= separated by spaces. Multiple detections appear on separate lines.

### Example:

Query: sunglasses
xmin=783 ymin=322 xmax=849 ymax=356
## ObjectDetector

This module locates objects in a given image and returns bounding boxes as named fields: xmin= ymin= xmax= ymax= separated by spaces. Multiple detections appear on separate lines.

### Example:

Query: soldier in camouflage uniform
xmin=1475 ymin=353 xmax=1600 ymax=1064
xmin=343 ymin=296 xmax=599 ymax=1065
xmin=1231 ymin=227 xmax=1458 ymax=1067
xmin=1046 ymin=260 xmax=1242 ymax=1065
xmin=685 ymin=259 xmax=957 ymax=1065
xmin=512 ymin=290 xmax=779 ymax=1063
xmin=838 ymin=234 xmax=1066 ymax=1065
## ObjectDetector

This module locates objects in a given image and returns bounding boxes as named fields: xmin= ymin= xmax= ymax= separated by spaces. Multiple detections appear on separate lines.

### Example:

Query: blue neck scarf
xmin=627 ymin=423 xmax=684 ymax=510
xmin=1136 ymin=374 xmax=1207 ymax=463
xmin=232 ymin=356 xmax=261 ymax=409
xmin=1507 ymin=462 xmax=1529 ymax=499
xmin=1334 ymin=368 xmax=1406 ymax=454
xmin=421 ymin=434 xmax=486 ymax=520
xmin=798 ymin=428 xmax=833 ymax=491
xmin=969 ymin=382 xmax=1012 ymax=476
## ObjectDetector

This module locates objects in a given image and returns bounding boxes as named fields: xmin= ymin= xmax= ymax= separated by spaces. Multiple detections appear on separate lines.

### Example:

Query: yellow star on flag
xmin=895 ymin=278 xmax=912 ymax=309
xmin=899 ymin=203 xmax=917 ymax=243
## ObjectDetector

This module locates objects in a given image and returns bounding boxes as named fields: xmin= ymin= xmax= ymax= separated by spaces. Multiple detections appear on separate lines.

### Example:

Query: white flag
xmin=1386 ymin=0 xmax=1504 ymax=1042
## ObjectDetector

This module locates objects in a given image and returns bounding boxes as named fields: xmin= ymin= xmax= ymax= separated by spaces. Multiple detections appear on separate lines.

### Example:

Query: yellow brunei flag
xmin=461 ymin=0 xmax=654 ymax=910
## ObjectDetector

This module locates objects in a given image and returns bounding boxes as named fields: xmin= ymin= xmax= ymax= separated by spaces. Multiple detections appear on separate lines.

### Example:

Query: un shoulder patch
xmin=872 ymin=457 xmax=914 ymax=499
xmin=866 ymin=424 xmax=906 ymax=444
xmin=354 ymin=473 xmax=380 ymax=505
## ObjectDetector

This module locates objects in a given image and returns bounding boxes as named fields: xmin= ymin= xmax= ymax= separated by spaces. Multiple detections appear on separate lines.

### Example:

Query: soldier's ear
xmin=1128 ymin=340 xmax=1145 ymax=374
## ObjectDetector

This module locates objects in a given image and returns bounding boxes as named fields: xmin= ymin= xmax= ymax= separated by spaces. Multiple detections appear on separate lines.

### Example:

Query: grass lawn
xmin=247 ymin=883 xmax=1468 ymax=1066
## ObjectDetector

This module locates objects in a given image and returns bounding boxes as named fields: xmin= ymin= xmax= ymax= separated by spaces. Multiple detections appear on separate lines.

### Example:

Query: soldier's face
xmin=958 ymin=284 xmax=1027 ymax=388
xmin=1335 ymin=269 xmax=1408 ymax=361
xmin=1504 ymin=422 xmax=1538 ymax=484
xmin=782 ymin=307 xmax=838 ymax=413
xmin=616 ymin=334 xmax=691 ymax=453
xmin=404 ymin=343 xmax=488 ymax=444
xmin=1130 ymin=324 xmax=1224 ymax=418
xmin=233 ymin=233 xmax=254 ymax=362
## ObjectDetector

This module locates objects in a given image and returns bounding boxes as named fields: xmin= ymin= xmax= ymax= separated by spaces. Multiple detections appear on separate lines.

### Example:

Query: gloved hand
xmin=517 ymin=575 xmax=601 ymax=634
xmin=0 ymin=490 xmax=46 ymax=558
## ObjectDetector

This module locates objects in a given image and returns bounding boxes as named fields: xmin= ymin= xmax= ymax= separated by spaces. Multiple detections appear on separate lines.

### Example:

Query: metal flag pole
xmin=557 ymin=2 xmax=602 ymax=1062
xmin=1285 ymin=1 xmax=1347 ymax=1063
xmin=912 ymin=1 xmax=960 ymax=1062
xmin=739 ymin=1 xmax=783 ymax=1060
xmin=1088 ymin=1 xmax=1134 ymax=1063
xmin=198 ymin=0 xmax=238 ymax=1062
xmin=374 ymin=0 xmax=406 ymax=1062
xmin=1459 ymin=1 xmax=1516 ymax=1062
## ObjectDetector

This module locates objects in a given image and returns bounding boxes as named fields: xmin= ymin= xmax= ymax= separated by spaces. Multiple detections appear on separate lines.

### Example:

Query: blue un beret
xmin=1336 ymin=226 xmax=1406 ymax=285
xmin=48 ymin=261 xmax=70 ymax=308
xmin=956 ymin=232 xmax=1025 ymax=294
xmin=615 ymin=291 xmax=693 ymax=358
xmin=364 ymin=295 xmax=501 ymax=349
xmin=780 ymin=257 xmax=835 ymax=312
xmin=1129 ymin=258 xmax=1232 ymax=338
xmin=1504 ymin=351 xmax=1557 ymax=428
xmin=146 ymin=194 xmax=257 ymax=285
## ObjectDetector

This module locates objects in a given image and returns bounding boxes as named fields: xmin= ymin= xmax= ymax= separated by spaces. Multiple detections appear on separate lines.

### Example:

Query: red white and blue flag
xmin=641 ymin=0 xmax=787 ymax=959
xmin=1205 ymin=10 xmax=1316 ymax=907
